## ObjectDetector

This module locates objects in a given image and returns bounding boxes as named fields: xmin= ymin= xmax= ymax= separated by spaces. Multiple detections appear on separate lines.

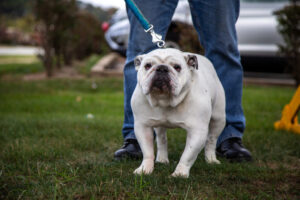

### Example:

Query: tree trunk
xmin=44 ymin=47 xmax=53 ymax=77
xmin=63 ymin=46 xmax=73 ymax=66
xmin=56 ymin=54 xmax=62 ymax=69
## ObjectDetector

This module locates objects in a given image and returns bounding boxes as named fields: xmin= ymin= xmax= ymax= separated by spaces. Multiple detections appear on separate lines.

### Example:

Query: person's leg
xmin=116 ymin=0 xmax=179 ymax=159
xmin=123 ymin=0 xmax=180 ymax=140
xmin=188 ymin=0 xmax=251 ymax=160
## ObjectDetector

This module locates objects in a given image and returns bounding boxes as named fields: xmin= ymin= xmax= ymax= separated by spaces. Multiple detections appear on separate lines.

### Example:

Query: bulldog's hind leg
xmin=204 ymin=118 xmax=225 ymax=164
xmin=155 ymin=127 xmax=169 ymax=164
xmin=205 ymin=95 xmax=225 ymax=164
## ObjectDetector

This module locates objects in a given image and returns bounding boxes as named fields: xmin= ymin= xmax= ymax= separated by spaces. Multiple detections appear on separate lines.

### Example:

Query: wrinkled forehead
xmin=144 ymin=50 xmax=185 ymax=64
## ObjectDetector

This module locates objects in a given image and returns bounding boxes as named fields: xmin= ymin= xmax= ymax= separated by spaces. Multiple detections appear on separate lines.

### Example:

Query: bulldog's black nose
xmin=156 ymin=65 xmax=169 ymax=73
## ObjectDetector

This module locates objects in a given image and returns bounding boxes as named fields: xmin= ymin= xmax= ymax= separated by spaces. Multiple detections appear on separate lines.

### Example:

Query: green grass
xmin=0 ymin=62 xmax=44 ymax=76
xmin=0 ymin=55 xmax=39 ymax=63
xmin=0 ymin=55 xmax=43 ymax=76
xmin=0 ymin=54 xmax=103 ymax=77
xmin=0 ymin=78 xmax=299 ymax=199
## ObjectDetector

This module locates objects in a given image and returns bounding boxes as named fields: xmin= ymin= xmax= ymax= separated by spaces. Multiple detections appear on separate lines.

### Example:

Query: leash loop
xmin=125 ymin=0 xmax=165 ymax=48
xmin=145 ymin=25 xmax=165 ymax=48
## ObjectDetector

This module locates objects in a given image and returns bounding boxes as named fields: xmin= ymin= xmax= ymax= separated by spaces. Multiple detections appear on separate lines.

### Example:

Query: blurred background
xmin=0 ymin=0 xmax=299 ymax=85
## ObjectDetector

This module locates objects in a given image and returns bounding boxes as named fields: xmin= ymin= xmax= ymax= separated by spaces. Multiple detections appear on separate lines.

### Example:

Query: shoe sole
xmin=216 ymin=151 xmax=252 ymax=162
xmin=114 ymin=152 xmax=142 ymax=161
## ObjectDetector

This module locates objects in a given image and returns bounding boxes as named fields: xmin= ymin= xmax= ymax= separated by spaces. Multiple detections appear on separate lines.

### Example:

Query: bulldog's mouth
xmin=149 ymin=65 xmax=172 ymax=94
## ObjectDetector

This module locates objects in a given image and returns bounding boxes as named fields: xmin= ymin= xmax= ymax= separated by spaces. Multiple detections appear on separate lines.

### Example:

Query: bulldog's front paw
xmin=133 ymin=159 xmax=154 ymax=175
xmin=171 ymin=163 xmax=189 ymax=178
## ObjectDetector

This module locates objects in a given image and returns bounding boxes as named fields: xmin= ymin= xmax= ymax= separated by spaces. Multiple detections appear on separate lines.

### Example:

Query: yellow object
xmin=274 ymin=86 xmax=300 ymax=134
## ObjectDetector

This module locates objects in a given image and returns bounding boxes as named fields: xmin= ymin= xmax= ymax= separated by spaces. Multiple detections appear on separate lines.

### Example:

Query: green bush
xmin=34 ymin=0 xmax=108 ymax=77
xmin=72 ymin=11 xmax=108 ymax=60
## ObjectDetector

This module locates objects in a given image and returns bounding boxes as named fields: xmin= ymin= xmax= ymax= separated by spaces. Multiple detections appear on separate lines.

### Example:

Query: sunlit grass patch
xmin=0 ymin=55 xmax=39 ymax=64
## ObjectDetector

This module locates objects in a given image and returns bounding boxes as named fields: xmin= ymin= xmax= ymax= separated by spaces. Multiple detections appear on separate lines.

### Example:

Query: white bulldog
xmin=131 ymin=48 xmax=225 ymax=178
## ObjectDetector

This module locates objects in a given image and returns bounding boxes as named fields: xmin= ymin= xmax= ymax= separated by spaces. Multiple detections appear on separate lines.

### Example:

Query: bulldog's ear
xmin=134 ymin=55 xmax=143 ymax=70
xmin=185 ymin=54 xmax=198 ymax=70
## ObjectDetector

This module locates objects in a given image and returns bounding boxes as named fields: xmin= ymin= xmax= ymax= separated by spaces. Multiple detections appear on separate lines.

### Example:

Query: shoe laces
xmin=232 ymin=138 xmax=243 ymax=147
xmin=219 ymin=137 xmax=243 ymax=151
xmin=122 ymin=139 xmax=139 ymax=148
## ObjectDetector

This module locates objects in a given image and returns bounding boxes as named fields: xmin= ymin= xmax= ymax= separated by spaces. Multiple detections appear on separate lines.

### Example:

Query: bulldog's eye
xmin=173 ymin=64 xmax=181 ymax=72
xmin=144 ymin=63 xmax=152 ymax=70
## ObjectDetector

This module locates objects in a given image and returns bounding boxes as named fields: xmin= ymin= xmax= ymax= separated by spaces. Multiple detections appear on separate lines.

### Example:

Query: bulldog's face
xmin=134 ymin=48 xmax=198 ymax=98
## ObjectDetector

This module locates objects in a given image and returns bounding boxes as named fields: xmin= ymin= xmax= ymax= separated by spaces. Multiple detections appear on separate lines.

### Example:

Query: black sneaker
xmin=216 ymin=137 xmax=252 ymax=162
xmin=114 ymin=139 xmax=142 ymax=160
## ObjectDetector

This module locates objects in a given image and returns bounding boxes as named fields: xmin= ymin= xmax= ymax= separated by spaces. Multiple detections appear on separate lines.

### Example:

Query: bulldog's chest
xmin=147 ymin=114 xmax=185 ymax=129
xmin=134 ymin=84 xmax=213 ymax=129
xmin=145 ymin=103 xmax=196 ymax=129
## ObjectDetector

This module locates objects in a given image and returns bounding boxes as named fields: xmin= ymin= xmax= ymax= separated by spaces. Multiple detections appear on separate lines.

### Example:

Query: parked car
xmin=102 ymin=0 xmax=289 ymax=71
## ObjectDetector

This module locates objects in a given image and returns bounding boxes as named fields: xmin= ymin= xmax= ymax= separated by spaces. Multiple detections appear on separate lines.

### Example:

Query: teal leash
xmin=124 ymin=0 xmax=165 ymax=48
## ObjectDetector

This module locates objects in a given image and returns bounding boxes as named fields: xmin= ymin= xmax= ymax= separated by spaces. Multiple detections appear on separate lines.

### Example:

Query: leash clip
xmin=145 ymin=24 xmax=165 ymax=48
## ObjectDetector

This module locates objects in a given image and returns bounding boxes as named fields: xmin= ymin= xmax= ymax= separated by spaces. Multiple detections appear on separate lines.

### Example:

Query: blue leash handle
xmin=124 ymin=0 xmax=165 ymax=47
xmin=125 ymin=0 xmax=151 ymax=30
